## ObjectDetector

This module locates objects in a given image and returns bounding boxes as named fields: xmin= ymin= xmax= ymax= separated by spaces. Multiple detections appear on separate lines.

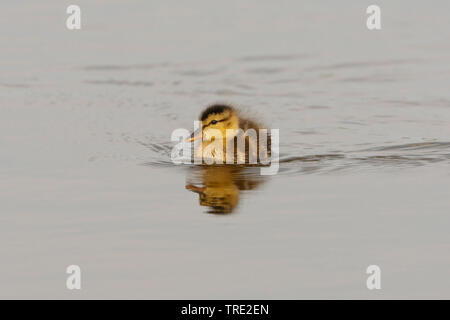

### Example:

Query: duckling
xmin=186 ymin=104 xmax=271 ymax=164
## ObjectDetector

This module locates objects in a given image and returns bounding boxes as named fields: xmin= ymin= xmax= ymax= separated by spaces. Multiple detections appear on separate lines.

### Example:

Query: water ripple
xmin=140 ymin=140 xmax=450 ymax=175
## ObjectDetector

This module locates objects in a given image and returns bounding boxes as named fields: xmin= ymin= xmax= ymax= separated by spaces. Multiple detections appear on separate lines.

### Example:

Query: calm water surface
xmin=1 ymin=0 xmax=450 ymax=298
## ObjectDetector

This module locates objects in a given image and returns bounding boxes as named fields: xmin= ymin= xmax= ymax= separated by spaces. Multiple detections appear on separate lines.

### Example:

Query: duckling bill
xmin=186 ymin=104 xmax=271 ymax=164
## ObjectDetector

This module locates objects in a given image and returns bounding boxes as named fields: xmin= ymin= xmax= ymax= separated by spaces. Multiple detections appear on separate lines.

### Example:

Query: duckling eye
xmin=211 ymin=120 xmax=218 ymax=125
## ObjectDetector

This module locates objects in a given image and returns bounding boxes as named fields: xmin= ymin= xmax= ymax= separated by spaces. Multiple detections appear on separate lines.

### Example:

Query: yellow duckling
xmin=186 ymin=104 xmax=271 ymax=164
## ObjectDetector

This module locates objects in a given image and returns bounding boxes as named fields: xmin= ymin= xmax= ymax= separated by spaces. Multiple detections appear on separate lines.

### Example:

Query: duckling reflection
xmin=185 ymin=165 xmax=266 ymax=214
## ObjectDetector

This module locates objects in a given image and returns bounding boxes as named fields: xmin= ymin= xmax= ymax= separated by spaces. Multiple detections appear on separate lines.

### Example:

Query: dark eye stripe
xmin=203 ymin=116 xmax=230 ymax=128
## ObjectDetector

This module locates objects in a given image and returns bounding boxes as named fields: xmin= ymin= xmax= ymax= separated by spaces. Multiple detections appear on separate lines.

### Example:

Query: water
xmin=1 ymin=0 xmax=450 ymax=298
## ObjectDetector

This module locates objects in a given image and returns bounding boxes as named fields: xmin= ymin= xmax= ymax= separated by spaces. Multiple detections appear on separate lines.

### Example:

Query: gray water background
xmin=1 ymin=0 xmax=450 ymax=298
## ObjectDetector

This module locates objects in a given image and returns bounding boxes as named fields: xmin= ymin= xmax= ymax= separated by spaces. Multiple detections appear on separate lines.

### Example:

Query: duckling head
xmin=187 ymin=104 xmax=239 ymax=142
